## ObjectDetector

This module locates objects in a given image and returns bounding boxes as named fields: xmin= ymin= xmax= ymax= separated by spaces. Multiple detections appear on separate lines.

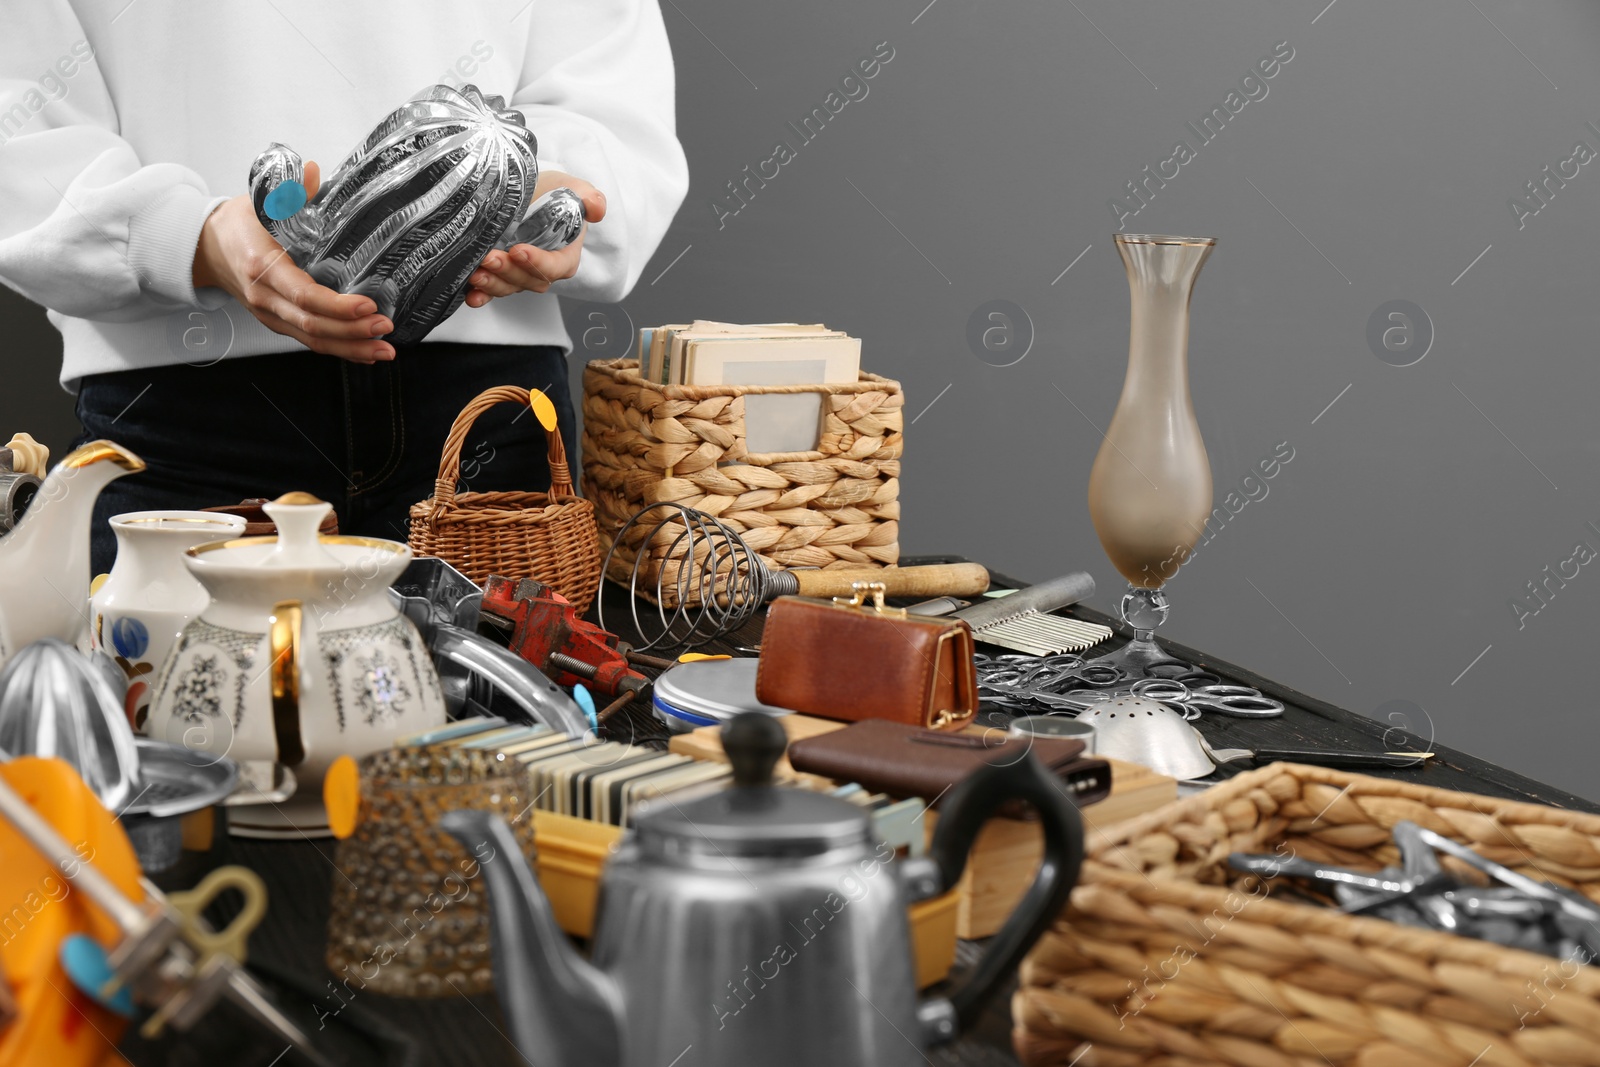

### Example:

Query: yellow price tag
xmin=323 ymin=754 xmax=362 ymax=839
xmin=528 ymin=388 xmax=558 ymax=433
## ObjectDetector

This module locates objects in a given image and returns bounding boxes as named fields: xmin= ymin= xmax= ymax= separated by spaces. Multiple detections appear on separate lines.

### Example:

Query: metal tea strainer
xmin=1076 ymin=695 xmax=1215 ymax=781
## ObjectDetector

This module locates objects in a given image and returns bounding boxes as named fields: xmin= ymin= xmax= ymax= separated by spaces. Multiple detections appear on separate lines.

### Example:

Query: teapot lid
xmin=633 ymin=714 xmax=869 ymax=859
xmin=259 ymin=492 xmax=342 ymax=568
xmin=186 ymin=492 xmax=409 ymax=573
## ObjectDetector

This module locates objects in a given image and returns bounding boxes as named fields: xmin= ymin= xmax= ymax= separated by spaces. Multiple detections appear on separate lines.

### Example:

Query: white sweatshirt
xmin=0 ymin=0 xmax=688 ymax=388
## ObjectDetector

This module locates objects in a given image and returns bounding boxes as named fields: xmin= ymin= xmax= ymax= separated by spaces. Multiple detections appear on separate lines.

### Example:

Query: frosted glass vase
xmin=1086 ymin=234 xmax=1216 ymax=676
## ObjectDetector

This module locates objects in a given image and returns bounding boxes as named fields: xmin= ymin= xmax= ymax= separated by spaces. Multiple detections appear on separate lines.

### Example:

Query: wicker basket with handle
xmin=1014 ymin=762 xmax=1600 ymax=1067
xmin=408 ymin=385 xmax=601 ymax=613
xmin=580 ymin=358 xmax=902 ymax=604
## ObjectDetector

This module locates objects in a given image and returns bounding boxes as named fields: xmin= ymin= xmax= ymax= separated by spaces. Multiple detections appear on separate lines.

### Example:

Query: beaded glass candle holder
xmin=325 ymin=744 xmax=535 ymax=996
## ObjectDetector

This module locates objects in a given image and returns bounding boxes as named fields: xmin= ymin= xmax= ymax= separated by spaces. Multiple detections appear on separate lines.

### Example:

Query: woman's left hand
xmin=465 ymin=171 xmax=605 ymax=307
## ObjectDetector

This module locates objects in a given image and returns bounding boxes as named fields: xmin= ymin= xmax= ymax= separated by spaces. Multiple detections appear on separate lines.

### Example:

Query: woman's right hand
xmin=192 ymin=161 xmax=395 ymax=364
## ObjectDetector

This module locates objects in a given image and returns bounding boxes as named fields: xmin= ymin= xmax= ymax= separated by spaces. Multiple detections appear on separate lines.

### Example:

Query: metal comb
xmin=914 ymin=572 xmax=1112 ymax=656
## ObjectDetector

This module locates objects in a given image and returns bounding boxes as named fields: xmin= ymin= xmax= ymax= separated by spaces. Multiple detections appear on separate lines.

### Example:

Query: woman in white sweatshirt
xmin=0 ymin=1 xmax=688 ymax=571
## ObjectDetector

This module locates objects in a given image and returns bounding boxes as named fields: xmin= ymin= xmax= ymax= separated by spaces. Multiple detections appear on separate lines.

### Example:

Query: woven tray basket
xmin=1014 ymin=763 xmax=1600 ymax=1067
xmin=580 ymin=359 xmax=902 ymax=602
xmin=408 ymin=385 xmax=601 ymax=613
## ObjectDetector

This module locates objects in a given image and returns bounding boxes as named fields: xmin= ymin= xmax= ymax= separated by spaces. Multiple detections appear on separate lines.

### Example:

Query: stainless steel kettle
xmin=441 ymin=713 xmax=1083 ymax=1067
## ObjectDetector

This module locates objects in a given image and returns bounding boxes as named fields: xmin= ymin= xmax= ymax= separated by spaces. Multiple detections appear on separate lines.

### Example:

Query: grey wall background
xmin=5 ymin=0 xmax=1600 ymax=800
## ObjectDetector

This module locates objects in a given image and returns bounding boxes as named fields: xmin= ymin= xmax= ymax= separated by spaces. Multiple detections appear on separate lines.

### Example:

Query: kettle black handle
xmin=927 ymin=751 xmax=1084 ymax=1030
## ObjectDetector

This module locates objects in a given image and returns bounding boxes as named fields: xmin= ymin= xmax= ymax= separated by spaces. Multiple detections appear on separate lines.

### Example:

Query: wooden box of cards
xmin=581 ymin=356 xmax=903 ymax=602
xmin=410 ymin=717 xmax=959 ymax=989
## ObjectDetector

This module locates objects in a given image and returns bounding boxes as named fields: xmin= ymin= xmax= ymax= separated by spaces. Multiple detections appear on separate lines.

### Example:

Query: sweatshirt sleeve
xmin=510 ymin=0 xmax=689 ymax=303
xmin=0 ymin=5 xmax=225 ymax=323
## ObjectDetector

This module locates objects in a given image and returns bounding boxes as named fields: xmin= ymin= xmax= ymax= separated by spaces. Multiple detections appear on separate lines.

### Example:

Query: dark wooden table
xmin=122 ymin=562 xmax=1600 ymax=1067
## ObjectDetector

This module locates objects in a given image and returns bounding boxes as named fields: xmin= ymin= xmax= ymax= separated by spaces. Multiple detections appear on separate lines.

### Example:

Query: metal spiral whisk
xmin=599 ymin=502 xmax=777 ymax=653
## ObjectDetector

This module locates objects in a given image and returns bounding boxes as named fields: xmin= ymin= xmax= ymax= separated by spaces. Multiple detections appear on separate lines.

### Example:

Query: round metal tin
xmin=649 ymin=658 xmax=790 ymax=734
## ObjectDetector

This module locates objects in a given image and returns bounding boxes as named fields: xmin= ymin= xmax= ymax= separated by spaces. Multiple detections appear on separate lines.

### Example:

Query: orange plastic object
xmin=0 ymin=757 xmax=144 ymax=1067
xmin=322 ymin=755 xmax=361 ymax=841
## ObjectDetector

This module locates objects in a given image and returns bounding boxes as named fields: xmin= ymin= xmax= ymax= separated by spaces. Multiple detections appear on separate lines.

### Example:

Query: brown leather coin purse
xmin=755 ymin=582 xmax=978 ymax=730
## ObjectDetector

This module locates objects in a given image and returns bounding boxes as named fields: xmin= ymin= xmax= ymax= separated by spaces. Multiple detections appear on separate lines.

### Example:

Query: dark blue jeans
xmin=74 ymin=343 xmax=578 ymax=576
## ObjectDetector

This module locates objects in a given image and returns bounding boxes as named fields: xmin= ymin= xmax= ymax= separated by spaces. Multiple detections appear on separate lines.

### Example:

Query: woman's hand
xmin=463 ymin=171 xmax=605 ymax=308
xmin=192 ymin=161 xmax=396 ymax=364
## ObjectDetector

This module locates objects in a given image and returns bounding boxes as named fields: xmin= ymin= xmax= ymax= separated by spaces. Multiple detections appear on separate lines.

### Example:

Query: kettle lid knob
xmin=639 ymin=711 xmax=867 ymax=855
xmin=721 ymin=712 xmax=785 ymax=788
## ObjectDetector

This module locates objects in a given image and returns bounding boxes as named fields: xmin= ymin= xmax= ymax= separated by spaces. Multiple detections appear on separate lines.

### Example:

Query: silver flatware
xmin=1230 ymin=854 xmax=1415 ymax=893
xmin=1411 ymin=824 xmax=1600 ymax=925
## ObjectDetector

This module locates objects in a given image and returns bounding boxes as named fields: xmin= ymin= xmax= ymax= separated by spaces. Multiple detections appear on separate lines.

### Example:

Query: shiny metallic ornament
xmin=248 ymin=84 xmax=584 ymax=345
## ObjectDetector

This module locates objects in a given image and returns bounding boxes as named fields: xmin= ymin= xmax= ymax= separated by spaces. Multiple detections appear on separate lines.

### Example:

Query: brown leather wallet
xmin=756 ymin=589 xmax=978 ymax=730
xmin=787 ymin=719 xmax=1111 ymax=810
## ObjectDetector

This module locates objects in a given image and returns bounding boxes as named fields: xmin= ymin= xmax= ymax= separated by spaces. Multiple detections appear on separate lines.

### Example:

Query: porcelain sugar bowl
xmin=146 ymin=492 xmax=446 ymax=835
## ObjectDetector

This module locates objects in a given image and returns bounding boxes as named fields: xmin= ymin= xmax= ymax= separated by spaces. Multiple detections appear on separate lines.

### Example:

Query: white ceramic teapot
xmin=0 ymin=440 xmax=144 ymax=667
xmin=146 ymin=492 xmax=446 ymax=835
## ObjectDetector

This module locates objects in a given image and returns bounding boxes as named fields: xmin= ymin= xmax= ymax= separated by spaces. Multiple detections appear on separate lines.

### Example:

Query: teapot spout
xmin=441 ymin=810 xmax=625 ymax=1067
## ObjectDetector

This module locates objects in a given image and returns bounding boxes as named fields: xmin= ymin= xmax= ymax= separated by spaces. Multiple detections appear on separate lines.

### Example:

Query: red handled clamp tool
xmin=478 ymin=576 xmax=669 ymax=723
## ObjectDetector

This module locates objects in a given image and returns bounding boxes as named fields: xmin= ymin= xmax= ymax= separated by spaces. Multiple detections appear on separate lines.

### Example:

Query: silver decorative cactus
xmin=248 ymin=84 xmax=586 ymax=345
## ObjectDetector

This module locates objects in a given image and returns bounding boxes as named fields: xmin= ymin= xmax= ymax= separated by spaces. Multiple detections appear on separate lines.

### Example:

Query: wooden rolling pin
xmin=774 ymin=562 xmax=991 ymax=600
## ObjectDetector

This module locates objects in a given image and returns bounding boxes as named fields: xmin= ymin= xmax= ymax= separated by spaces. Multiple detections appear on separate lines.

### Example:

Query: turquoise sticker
xmin=572 ymin=683 xmax=598 ymax=731
xmin=263 ymin=180 xmax=307 ymax=221
xmin=60 ymin=933 xmax=135 ymax=1017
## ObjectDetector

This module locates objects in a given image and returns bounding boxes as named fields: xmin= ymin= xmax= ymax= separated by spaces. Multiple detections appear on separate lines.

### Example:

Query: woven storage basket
xmin=1014 ymin=763 xmax=1600 ymax=1067
xmin=408 ymin=385 xmax=601 ymax=613
xmin=580 ymin=359 xmax=902 ymax=603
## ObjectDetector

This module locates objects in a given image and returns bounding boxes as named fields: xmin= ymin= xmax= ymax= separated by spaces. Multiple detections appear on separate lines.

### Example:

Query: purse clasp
xmin=833 ymin=580 xmax=907 ymax=618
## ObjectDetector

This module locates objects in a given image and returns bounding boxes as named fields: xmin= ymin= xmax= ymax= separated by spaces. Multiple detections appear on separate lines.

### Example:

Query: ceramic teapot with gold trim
xmin=146 ymin=493 xmax=445 ymax=836
xmin=0 ymin=440 xmax=144 ymax=668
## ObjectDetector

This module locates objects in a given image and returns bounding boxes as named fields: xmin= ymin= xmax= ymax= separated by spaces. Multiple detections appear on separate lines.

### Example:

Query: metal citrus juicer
xmin=0 ymin=638 xmax=250 ymax=872
xmin=0 ymin=639 xmax=328 ymax=1059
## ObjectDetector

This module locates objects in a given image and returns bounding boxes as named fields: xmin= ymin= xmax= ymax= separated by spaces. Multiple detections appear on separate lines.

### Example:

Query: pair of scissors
xmin=1128 ymin=678 xmax=1284 ymax=718
xmin=973 ymin=654 xmax=1283 ymax=718
xmin=974 ymin=653 xmax=1129 ymax=694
